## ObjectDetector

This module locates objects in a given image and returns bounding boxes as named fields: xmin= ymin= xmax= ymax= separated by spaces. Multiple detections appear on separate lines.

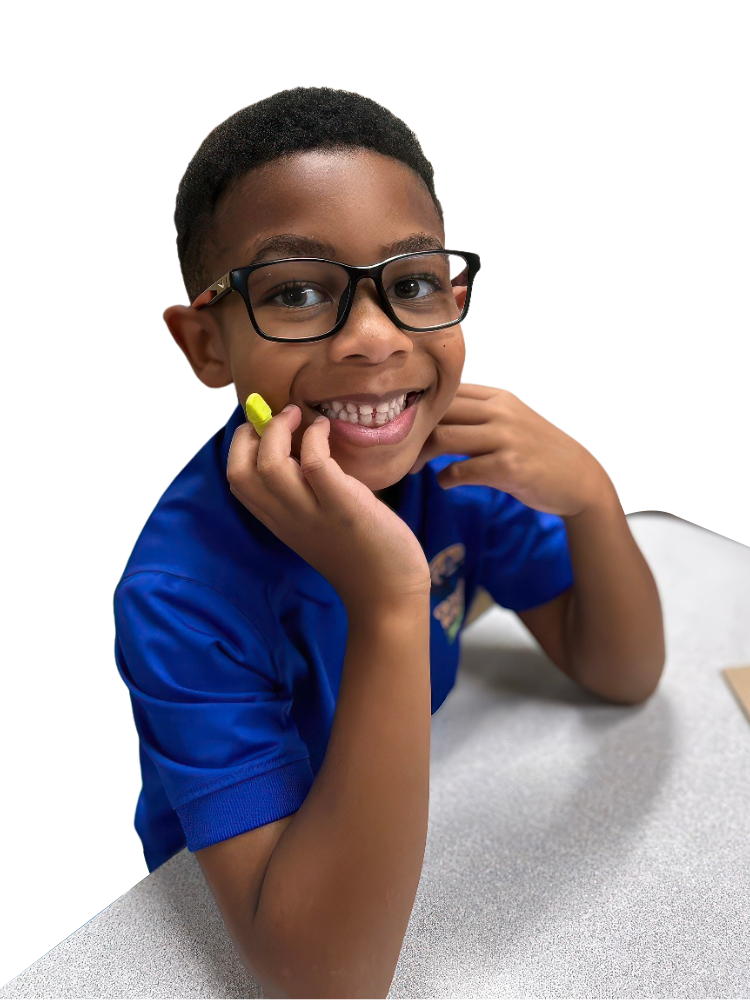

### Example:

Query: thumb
xmin=300 ymin=415 xmax=374 ymax=508
xmin=299 ymin=414 xmax=343 ymax=488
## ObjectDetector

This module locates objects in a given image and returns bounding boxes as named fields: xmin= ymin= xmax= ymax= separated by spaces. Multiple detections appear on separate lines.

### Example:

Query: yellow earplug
xmin=245 ymin=393 xmax=274 ymax=436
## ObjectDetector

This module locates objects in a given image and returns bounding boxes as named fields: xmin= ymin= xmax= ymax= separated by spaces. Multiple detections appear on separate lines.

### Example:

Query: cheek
xmin=438 ymin=329 xmax=466 ymax=388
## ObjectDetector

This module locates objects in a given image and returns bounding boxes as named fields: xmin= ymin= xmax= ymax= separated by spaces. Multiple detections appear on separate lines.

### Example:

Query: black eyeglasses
xmin=191 ymin=250 xmax=481 ymax=343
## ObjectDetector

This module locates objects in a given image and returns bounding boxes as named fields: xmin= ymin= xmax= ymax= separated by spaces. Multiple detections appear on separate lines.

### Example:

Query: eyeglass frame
xmin=190 ymin=249 xmax=481 ymax=344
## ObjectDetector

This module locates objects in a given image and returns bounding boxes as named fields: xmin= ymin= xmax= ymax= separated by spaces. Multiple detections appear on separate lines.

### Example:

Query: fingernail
xmin=313 ymin=414 xmax=327 ymax=424
xmin=281 ymin=403 xmax=298 ymax=413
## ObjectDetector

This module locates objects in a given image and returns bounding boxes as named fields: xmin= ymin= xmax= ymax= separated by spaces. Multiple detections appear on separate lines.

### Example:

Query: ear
xmin=163 ymin=304 xmax=233 ymax=388
xmin=452 ymin=283 xmax=468 ymax=313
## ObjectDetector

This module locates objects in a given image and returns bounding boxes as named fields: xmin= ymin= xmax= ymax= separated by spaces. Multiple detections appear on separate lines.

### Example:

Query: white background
xmin=0 ymin=438 xmax=750 ymax=985
xmin=7 ymin=0 xmax=750 ymax=968
xmin=0 ymin=0 xmax=750 ymax=84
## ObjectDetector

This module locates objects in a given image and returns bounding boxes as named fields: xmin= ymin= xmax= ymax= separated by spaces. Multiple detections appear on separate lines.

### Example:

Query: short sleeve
xmin=478 ymin=490 xmax=574 ymax=612
xmin=114 ymin=571 xmax=314 ymax=852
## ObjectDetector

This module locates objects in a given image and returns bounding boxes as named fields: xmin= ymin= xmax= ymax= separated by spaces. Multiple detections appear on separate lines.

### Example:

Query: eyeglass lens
xmin=245 ymin=252 xmax=469 ymax=340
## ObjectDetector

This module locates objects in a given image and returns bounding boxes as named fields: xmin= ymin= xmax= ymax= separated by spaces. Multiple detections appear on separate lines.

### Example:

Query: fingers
xmin=227 ymin=422 xmax=260 ymax=490
xmin=226 ymin=423 xmax=274 ymax=521
xmin=228 ymin=405 xmax=350 ymax=518
xmin=254 ymin=404 xmax=309 ymax=496
xmin=227 ymin=406 xmax=309 ymax=521
xmin=300 ymin=416 xmax=356 ymax=510
xmin=298 ymin=415 xmax=331 ymax=480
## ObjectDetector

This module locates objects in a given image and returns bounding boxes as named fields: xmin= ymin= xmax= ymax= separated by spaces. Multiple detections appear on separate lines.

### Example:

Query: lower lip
xmin=318 ymin=394 xmax=424 ymax=448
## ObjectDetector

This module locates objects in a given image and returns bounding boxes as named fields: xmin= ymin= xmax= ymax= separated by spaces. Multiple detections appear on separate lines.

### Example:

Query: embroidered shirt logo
xmin=428 ymin=543 xmax=466 ymax=643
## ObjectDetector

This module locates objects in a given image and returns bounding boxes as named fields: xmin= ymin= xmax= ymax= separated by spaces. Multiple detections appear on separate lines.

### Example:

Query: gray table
xmin=3 ymin=513 xmax=749 ymax=999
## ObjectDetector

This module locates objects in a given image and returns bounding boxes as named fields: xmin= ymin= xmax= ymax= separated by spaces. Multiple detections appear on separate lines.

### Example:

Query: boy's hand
xmin=408 ymin=384 xmax=615 ymax=517
xmin=227 ymin=405 xmax=431 ymax=613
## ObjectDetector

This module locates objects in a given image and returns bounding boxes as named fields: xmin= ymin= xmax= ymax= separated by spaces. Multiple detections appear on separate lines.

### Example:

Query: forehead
xmin=210 ymin=148 xmax=444 ymax=268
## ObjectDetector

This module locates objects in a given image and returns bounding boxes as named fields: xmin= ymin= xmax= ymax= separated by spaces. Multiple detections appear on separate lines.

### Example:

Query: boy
xmin=114 ymin=87 xmax=665 ymax=998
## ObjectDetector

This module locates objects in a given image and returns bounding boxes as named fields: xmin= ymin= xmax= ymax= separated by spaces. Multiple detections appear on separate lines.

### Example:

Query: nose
xmin=331 ymin=277 xmax=413 ymax=361
xmin=342 ymin=278 xmax=401 ymax=332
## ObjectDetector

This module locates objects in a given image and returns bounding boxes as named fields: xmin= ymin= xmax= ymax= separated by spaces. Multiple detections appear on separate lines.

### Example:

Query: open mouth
xmin=309 ymin=388 xmax=428 ymax=449
xmin=314 ymin=390 xmax=425 ymax=427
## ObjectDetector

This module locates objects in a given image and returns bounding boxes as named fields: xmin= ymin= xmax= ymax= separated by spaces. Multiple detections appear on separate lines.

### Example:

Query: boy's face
xmin=165 ymin=148 xmax=465 ymax=493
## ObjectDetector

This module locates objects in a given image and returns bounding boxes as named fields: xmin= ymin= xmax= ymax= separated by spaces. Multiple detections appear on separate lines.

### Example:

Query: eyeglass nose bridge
xmin=334 ymin=261 xmax=404 ymax=331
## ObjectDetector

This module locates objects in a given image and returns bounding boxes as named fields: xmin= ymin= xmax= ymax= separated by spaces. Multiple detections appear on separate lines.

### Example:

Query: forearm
xmin=563 ymin=485 xmax=666 ymax=704
xmin=248 ymin=597 xmax=432 ymax=998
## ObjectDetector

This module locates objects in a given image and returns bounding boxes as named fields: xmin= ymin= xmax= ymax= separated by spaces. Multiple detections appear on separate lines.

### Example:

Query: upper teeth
xmin=318 ymin=393 xmax=408 ymax=426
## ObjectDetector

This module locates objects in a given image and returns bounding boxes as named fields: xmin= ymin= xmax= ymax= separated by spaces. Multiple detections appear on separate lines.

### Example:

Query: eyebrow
xmin=246 ymin=231 xmax=445 ymax=264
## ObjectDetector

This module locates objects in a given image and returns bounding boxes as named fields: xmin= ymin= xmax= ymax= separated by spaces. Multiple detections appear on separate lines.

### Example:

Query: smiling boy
xmin=182 ymin=149 xmax=466 ymax=493
xmin=114 ymin=87 xmax=665 ymax=998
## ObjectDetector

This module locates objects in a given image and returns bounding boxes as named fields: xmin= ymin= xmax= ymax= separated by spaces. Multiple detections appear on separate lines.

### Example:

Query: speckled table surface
xmin=3 ymin=513 xmax=749 ymax=999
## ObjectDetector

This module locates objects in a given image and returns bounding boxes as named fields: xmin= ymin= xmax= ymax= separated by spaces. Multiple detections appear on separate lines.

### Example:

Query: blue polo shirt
xmin=114 ymin=404 xmax=574 ymax=872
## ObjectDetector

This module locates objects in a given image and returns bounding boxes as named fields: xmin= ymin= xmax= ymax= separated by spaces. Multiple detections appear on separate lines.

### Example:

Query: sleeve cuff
xmin=177 ymin=757 xmax=315 ymax=851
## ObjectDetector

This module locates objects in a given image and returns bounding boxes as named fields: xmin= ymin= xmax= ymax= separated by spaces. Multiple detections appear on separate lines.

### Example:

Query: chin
xmin=352 ymin=459 xmax=415 ymax=493
xmin=335 ymin=454 xmax=411 ymax=492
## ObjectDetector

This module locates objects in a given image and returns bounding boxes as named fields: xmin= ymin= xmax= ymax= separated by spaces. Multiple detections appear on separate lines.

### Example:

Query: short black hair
xmin=174 ymin=87 xmax=443 ymax=302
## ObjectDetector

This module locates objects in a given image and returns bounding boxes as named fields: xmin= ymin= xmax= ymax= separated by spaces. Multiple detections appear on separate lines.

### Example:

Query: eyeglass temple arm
xmin=191 ymin=272 xmax=233 ymax=310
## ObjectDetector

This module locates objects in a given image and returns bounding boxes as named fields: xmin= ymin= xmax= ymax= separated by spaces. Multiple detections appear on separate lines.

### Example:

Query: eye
xmin=269 ymin=282 xmax=331 ymax=309
xmin=389 ymin=274 xmax=441 ymax=301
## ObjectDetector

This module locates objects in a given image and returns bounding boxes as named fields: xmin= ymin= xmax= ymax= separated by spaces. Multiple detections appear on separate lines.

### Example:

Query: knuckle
xmin=256 ymin=453 xmax=283 ymax=480
xmin=300 ymin=457 xmax=326 ymax=477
